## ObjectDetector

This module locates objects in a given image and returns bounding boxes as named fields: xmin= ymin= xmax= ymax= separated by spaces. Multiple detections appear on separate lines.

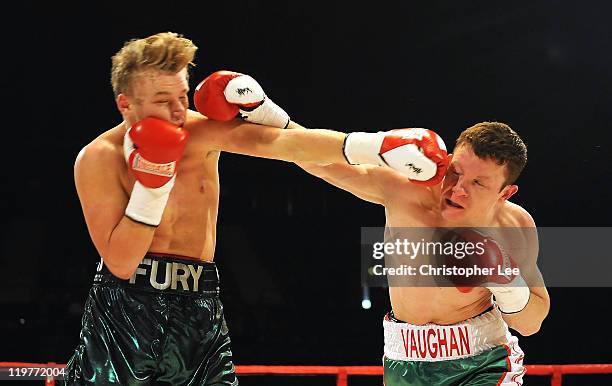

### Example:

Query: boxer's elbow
xmin=508 ymin=311 xmax=546 ymax=336
xmin=111 ymin=268 xmax=134 ymax=281
xmin=296 ymin=162 xmax=329 ymax=178
xmin=513 ymin=321 xmax=542 ymax=336
xmin=103 ymin=255 xmax=137 ymax=280
xmin=512 ymin=289 xmax=550 ymax=336
xmin=106 ymin=264 xmax=134 ymax=280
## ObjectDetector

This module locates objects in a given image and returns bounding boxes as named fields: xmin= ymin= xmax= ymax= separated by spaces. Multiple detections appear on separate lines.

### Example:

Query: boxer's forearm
xmin=210 ymin=120 xmax=347 ymax=164
xmin=229 ymin=123 xmax=348 ymax=164
xmin=501 ymin=289 xmax=550 ymax=336
xmin=281 ymin=128 xmax=348 ymax=163
xmin=75 ymin=145 xmax=159 ymax=281
xmin=287 ymin=120 xmax=356 ymax=166
xmin=102 ymin=217 xmax=156 ymax=280
xmin=288 ymin=121 xmax=347 ymax=166
xmin=286 ymin=120 xmax=308 ymax=130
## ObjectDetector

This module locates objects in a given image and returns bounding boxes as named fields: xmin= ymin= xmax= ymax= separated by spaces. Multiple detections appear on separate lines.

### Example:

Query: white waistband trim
xmin=383 ymin=307 xmax=508 ymax=362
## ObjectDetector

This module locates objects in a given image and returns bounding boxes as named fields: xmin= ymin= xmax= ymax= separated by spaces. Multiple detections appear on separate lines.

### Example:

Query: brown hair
xmin=111 ymin=32 xmax=197 ymax=97
xmin=455 ymin=122 xmax=527 ymax=186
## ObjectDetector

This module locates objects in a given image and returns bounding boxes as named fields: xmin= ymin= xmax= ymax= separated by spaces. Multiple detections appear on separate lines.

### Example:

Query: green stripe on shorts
xmin=384 ymin=345 xmax=510 ymax=386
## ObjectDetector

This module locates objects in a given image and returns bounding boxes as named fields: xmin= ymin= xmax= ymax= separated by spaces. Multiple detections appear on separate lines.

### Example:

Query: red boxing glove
xmin=124 ymin=118 xmax=189 ymax=188
xmin=193 ymin=71 xmax=243 ymax=121
xmin=123 ymin=117 xmax=189 ymax=226
xmin=440 ymin=228 xmax=530 ymax=313
xmin=343 ymin=128 xmax=450 ymax=186
xmin=194 ymin=70 xmax=290 ymax=128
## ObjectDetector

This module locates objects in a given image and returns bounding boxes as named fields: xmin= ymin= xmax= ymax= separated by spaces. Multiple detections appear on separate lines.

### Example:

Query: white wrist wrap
xmin=343 ymin=132 xmax=386 ymax=165
xmin=240 ymin=98 xmax=290 ymax=128
xmin=125 ymin=178 xmax=175 ymax=227
xmin=487 ymin=276 xmax=530 ymax=313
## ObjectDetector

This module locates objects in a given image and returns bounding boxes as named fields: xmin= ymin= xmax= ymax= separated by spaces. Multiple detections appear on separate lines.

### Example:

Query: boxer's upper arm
xmin=298 ymin=163 xmax=385 ymax=204
xmin=517 ymin=208 xmax=544 ymax=283
xmin=297 ymin=163 xmax=415 ymax=205
xmin=517 ymin=207 xmax=550 ymax=308
xmin=74 ymin=142 xmax=128 ymax=258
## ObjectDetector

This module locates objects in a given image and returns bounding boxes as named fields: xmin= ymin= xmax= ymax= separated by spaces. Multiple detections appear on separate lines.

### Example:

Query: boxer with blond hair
xmin=64 ymin=32 xmax=448 ymax=385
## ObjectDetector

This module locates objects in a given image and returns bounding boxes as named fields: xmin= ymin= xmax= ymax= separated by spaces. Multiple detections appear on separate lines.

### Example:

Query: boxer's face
xmin=117 ymin=68 xmax=189 ymax=127
xmin=440 ymin=144 xmax=517 ymax=224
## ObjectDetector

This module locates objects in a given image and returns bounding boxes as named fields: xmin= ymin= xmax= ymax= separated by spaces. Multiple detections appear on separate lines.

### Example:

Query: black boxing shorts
xmin=64 ymin=254 xmax=238 ymax=385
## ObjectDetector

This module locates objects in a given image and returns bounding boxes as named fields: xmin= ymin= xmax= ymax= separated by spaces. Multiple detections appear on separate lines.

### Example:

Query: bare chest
xmin=122 ymin=150 xmax=221 ymax=257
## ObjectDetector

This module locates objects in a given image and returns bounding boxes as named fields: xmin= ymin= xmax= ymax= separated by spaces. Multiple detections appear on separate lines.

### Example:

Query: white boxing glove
xmin=343 ymin=128 xmax=450 ymax=186
xmin=194 ymin=70 xmax=290 ymax=129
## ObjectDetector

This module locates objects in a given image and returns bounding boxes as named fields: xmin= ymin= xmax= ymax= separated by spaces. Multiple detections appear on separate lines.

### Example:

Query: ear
xmin=116 ymin=93 xmax=130 ymax=114
xmin=500 ymin=184 xmax=518 ymax=201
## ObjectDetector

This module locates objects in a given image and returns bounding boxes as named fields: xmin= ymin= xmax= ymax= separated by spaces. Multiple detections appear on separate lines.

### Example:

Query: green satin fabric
xmin=64 ymin=282 xmax=237 ymax=385
xmin=384 ymin=346 xmax=511 ymax=386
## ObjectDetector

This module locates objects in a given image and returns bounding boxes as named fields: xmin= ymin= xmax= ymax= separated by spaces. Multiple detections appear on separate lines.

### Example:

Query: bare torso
xmin=100 ymin=110 xmax=222 ymax=262
xmin=383 ymin=185 xmax=525 ymax=325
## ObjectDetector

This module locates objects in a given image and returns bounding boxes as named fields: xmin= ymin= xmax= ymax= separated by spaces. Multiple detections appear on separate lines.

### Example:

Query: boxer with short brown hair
xmin=294 ymin=122 xmax=550 ymax=385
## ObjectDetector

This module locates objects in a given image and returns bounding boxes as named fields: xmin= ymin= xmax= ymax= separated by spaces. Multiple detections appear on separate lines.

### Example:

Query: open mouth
xmin=445 ymin=198 xmax=464 ymax=209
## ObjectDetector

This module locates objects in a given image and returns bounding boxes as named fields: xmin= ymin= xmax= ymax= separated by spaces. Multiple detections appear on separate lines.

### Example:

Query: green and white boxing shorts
xmin=383 ymin=307 xmax=525 ymax=386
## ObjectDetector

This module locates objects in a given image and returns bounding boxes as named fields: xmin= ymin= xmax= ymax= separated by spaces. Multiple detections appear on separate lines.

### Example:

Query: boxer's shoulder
xmin=183 ymin=109 xmax=236 ymax=149
xmin=502 ymin=201 xmax=536 ymax=228
xmin=373 ymin=166 xmax=435 ymax=196
xmin=185 ymin=109 xmax=209 ymax=126
xmin=185 ymin=109 xmax=229 ymax=130
xmin=75 ymin=126 xmax=125 ymax=178
xmin=385 ymin=178 xmax=440 ymax=224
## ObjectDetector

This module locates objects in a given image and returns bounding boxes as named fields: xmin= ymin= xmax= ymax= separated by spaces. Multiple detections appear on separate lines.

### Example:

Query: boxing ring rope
xmin=1 ymin=362 xmax=612 ymax=385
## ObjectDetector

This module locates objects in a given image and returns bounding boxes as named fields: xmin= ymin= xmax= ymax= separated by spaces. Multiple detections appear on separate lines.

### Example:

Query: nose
xmin=173 ymin=99 xmax=186 ymax=113
xmin=170 ymin=100 xmax=186 ymax=121
xmin=451 ymin=177 xmax=468 ymax=197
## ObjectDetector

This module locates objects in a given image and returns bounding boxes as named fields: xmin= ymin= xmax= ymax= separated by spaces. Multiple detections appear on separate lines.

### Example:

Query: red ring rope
xmin=1 ymin=362 xmax=611 ymax=386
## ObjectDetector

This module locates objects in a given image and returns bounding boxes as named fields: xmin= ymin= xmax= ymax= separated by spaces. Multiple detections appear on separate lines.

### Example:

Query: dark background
xmin=3 ymin=1 xmax=612 ymax=385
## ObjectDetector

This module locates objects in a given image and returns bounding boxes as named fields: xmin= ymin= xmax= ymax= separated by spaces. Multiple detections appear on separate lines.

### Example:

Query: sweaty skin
xmin=75 ymin=69 xmax=347 ymax=280
xmin=298 ymin=144 xmax=549 ymax=335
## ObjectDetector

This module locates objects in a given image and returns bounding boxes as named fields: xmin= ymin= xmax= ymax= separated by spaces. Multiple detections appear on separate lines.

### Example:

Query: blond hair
xmin=111 ymin=32 xmax=197 ymax=96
